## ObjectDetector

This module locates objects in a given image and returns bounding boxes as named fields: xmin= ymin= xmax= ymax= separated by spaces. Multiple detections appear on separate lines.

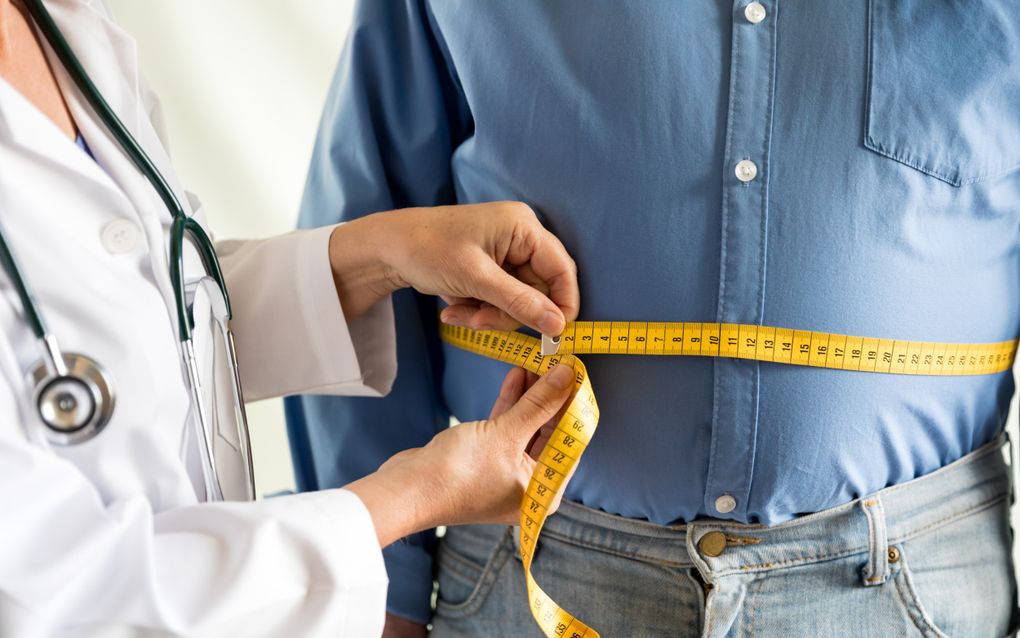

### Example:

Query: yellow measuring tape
xmin=439 ymin=321 xmax=1017 ymax=637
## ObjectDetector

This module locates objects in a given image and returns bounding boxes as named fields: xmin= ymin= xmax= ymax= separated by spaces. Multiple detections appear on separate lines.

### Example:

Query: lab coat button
xmin=714 ymin=494 xmax=737 ymax=513
xmin=101 ymin=219 xmax=139 ymax=254
xmin=745 ymin=2 xmax=767 ymax=24
xmin=734 ymin=159 xmax=758 ymax=183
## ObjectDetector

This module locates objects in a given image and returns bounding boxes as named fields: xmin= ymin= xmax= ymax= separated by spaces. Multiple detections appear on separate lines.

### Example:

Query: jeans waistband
xmin=537 ymin=434 xmax=1011 ymax=578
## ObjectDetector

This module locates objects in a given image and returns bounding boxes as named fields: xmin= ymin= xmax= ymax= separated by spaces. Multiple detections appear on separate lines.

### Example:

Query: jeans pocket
xmin=865 ymin=0 xmax=1020 ymax=186
xmin=435 ymin=525 xmax=513 ymax=619
xmin=890 ymin=497 xmax=1015 ymax=637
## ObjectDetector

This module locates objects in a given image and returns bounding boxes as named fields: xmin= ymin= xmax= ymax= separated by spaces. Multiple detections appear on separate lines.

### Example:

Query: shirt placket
xmin=704 ymin=0 xmax=777 ymax=521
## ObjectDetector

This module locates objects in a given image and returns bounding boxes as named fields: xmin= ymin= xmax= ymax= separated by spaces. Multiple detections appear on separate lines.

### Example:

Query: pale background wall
xmin=105 ymin=3 xmax=1020 ymax=570
xmin=105 ymin=0 xmax=357 ymax=495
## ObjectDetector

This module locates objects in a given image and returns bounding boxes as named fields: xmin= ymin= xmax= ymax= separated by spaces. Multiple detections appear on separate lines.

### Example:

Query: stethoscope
xmin=1 ymin=0 xmax=256 ymax=502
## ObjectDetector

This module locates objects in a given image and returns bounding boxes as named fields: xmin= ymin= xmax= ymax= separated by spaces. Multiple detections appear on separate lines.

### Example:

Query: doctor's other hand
xmin=328 ymin=201 xmax=579 ymax=335
xmin=345 ymin=364 xmax=575 ymax=549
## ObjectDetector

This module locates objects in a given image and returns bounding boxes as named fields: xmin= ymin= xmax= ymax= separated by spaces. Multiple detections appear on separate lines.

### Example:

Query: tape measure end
xmin=541 ymin=334 xmax=561 ymax=357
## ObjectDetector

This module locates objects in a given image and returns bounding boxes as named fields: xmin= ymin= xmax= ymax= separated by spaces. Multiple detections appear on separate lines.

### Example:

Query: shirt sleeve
xmin=0 ymin=373 xmax=388 ymax=636
xmin=286 ymin=0 xmax=471 ymax=624
xmin=216 ymin=225 xmax=397 ymax=402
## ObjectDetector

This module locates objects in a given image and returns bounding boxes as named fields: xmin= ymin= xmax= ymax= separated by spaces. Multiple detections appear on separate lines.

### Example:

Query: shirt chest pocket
xmin=865 ymin=0 xmax=1020 ymax=186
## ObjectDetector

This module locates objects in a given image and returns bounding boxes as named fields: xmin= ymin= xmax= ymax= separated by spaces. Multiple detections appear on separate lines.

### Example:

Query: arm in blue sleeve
xmin=285 ymin=0 xmax=470 ymax=624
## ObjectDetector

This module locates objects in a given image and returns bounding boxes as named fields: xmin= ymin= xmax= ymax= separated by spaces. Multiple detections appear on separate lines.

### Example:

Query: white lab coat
xmin=0 ymin=1 xmax=398 ymax=635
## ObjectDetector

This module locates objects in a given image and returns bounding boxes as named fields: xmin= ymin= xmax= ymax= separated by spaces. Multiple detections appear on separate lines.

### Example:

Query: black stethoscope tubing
xmin=21 ymin=0 xmax=234 ymax=338
xmin=2 ymin=0 xmax=254 ymax=503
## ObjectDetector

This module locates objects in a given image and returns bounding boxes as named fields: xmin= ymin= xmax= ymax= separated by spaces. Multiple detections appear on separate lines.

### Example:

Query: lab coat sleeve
xmin=0 ymin=371 xmax=388 ymax=636
xmin=287 ymin=0 xmax=473 ymax=623
xmin=215 ymin=225 xmax=397 ymax=402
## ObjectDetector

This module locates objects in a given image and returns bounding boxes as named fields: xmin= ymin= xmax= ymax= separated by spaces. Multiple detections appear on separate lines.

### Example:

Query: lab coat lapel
xmin=0 ymin=77 xmax=108 ymax=183
xmin=34 ymin=0 xmax=191 ymax=346
xmin=38 ymin=0 xmax=190 ymax=225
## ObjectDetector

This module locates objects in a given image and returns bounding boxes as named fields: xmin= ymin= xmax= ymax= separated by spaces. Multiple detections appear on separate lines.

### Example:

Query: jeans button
xmin=698 ymin=531 xmax=727 ymax=557
xmin=888 ymin=546 xmax=901 ymax=564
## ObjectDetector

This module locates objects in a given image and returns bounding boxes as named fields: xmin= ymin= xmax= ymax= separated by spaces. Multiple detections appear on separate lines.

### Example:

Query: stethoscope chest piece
xmin=30 ymin=352 xmax=115 ymax=445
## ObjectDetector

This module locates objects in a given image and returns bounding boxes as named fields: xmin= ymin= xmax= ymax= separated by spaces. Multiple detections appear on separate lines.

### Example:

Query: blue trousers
xmin=432 ymin=437 xmax=1018 ymax=637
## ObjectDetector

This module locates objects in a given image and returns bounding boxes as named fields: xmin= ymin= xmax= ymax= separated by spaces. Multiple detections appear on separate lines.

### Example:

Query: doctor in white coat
xmin=0 ymin=0 xmax=582 ymax=635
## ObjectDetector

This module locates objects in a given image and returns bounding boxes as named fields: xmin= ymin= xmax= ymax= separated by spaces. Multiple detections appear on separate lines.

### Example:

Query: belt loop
xmin=511 ymin=525 xmax=522 ymax=557
xmin=860 ymin=496 xmax=889 ymax=586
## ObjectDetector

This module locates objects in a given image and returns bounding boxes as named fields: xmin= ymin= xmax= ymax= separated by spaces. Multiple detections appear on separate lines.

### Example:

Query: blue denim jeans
xmin=431 ymin=438 xmax=1018 ymax=637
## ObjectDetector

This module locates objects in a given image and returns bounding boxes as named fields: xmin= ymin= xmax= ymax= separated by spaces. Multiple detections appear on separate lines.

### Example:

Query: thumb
xmin=472 ymin=258 xmax=566 ymax=335
xmin=496 ymin=364 xmax=575 ymax=442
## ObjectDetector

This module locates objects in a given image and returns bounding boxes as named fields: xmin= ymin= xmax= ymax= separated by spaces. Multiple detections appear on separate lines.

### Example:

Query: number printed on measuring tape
xmin=440 ymin=324 xmax=600 ymax=637
xmin=554 ymin=321 xmax=1016 ymax=375
xmin=439 ymin=320 xmax=1017 ymax=637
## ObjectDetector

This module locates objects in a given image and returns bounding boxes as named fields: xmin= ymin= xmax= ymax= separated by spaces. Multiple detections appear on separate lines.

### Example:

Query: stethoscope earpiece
xmin=30 ymin=352 xmax=115 ymax=445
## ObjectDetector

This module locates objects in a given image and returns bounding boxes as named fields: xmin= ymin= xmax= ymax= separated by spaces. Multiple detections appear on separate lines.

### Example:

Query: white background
xmin=106 ymin=0 xmax=357 ymax=495
xmin=105 ymin=2 xmax=1020 ymax=571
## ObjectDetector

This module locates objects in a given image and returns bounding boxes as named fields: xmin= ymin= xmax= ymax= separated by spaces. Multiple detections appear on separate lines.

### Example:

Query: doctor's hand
xmin=345 ymin=364 xmax=575 ymax=549
xmin=328 ymin=201 xmax=579 ymax=335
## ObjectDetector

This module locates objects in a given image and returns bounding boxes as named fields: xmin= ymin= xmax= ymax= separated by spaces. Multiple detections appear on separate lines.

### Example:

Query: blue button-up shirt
xmin=288 ymin=0 xmax=1020 ymax=622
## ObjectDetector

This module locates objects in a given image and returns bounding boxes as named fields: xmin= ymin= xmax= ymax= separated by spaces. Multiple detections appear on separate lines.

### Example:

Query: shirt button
xmin=715 ymin=494 xmax=737 ymax=514
xmin=101 ymin=219 xmax=140 ymax=255
xmin=734 ymin=159 xmax=758 ymax=183
xmin=744 ymin=2 xmax=767 ymax=24
xmin=698 ymin=531 xmax=727 ymax=557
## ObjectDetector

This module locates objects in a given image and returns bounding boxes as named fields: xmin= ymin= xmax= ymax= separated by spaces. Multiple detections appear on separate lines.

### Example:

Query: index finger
xmin=509 ymin=228 xmax=580 ymax=327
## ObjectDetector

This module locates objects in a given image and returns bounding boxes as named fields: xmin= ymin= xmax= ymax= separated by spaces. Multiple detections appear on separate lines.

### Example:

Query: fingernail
xmin=546 ymin=364 xmax=573 ymax=390
xmin=538 ymin=310 xmax=563 ymax=335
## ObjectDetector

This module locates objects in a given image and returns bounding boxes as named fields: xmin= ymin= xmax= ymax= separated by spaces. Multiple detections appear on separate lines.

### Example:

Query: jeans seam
xmin=748 ymin=575 xmax=766 ymax=638
xmin=704 ymin=576 xmax=716 ymax=638
xmin=738 ymin=439 xmax=1004 ymax=537
xmin=730 ymin=460 xmax=997 ymax=538
xmin=437 ymin=545 xmax=485 ymax=584
xmin=880 ymin=443 xmax=1001 ymax=498
xmin=557 ymin=502 xmax=689 ymax=536
xmin=890 ymin=493 xmax=1007 ymax=545
xmin=733 ymin=545 xmax=863 ymax=574
xmin=436 ymin=533 xmax=512 ymax=618
xmin=729 ymin=493 xmax=1006 ymax=575
xmin=683 ymin=569 xmax=705 ymax=632
xmin=893 ymin=561 xmax=947 ymax=638
xmin=538 ymin=527 xmax=692 ymax=568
